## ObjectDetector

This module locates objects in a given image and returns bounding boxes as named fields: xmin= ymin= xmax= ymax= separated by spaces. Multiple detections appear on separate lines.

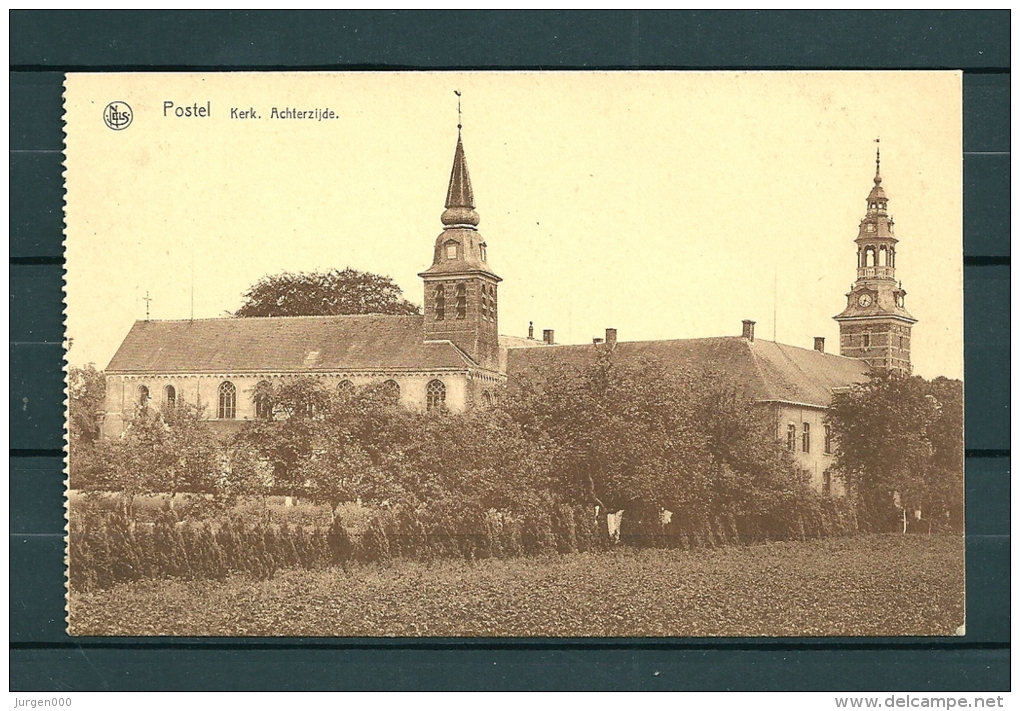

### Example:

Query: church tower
xmin=834 ymin=145 xmax=917 ymax=375
xmin=419 ymin=132 xmax=501 ymax=372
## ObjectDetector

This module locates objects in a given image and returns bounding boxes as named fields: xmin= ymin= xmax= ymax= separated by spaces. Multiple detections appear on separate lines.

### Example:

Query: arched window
xmin=254 ymin=380 xmax=273 ymax=420
xmin=455 ymin=283 xmax=466 ymax=320
xmin=865 ymin=247 xmax=876 ymax=267
xmin=218 ymin=381 xmax=236 ymax=419
xmin=381 ymin=379 xmax=400 ymax=403
xmin=426 ymin=379 xmax=446 ymax=411
xmin=802 ymin=422 xmax=811 ymax=453
xmin=435 ymin=284 xmax=446 ymax=321
xmin=137 ymin=385 xmax=150 ymax=407
xmin=889 ymin=248 xmax=895 ymax=268
xmin=878 ymin=245 xmax=887 ymax=266
xmin=163 ymin=384 xmax=176 ymax=408
xmin=480 ymin=242 xmax=487 ymax=262
xmin=481 ymin=390 xmax=493 ymax=407
xmin=336 ymin=380 xmax=355 ymax=398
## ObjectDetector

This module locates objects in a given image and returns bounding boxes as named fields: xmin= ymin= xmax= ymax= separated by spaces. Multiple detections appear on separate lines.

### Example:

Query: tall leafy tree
xmin=827 ymin=372 xmax=964 ymax=532
xmin=235 ymin=267 xmax=420 ymax=317
xmin=67 ymin=364 xmax=108 ymax=490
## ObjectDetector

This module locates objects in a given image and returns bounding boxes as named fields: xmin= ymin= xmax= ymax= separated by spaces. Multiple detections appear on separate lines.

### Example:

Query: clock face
xmin=857 ymin=294 xmax=873 ymax=308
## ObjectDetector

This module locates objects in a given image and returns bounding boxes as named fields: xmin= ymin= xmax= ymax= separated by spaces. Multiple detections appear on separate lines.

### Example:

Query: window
xmin=255 ymin=380 xmax=273 ymax=420
xmin=824 ymin=424 xmax=833 ymax=455
xmin=481 ymin=390 xmax=493 ymax=407
xmin=217 ymin=381 xmax=236 ymax=419
xmin=446 ymin=242 xmax=458 ymax=260
xmin=435 ymin=284 xmax=445 ymax=321
xmin=336 ymin=380 xmax=355 ymax=398
xmin=426 ymin=379 xmax=446 ymax=411
xmin=802 ymin=422 xmax=811 ymax=453
xmin=862 ymin=333 xmax=871 ymax=348
xmin=822 ymin=471 xmax=832 ymax=497
xmin=480 ymin=243 xmax=487 ymax=262
xmin=138 ymin=385 xmax=150 ymax=407
xmin=786 ymin=424 xmax=796 ymax=451
xmin=455 ymin=283 xmax=466 ymax=319
xmin=381 ymin=379 xmax=400 ymax=403
xmin=163 ymin=385 xmax=176 ymax=409
xmin=481 ymin=284 xmax=493 ymax=321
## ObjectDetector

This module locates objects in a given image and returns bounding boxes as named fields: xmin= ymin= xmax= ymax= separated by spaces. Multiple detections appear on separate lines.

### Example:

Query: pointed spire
xmin=874 ymin=138 xmax=882 ymax=185
xmin=442 ymin=92 xmax=480 ymax=228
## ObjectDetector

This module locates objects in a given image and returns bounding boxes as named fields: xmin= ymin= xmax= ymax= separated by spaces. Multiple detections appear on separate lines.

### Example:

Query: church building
xmin=101 ymin=133 xmax=915 ymax=496
xmin=102 ymin=132 xmax=512 ymax=438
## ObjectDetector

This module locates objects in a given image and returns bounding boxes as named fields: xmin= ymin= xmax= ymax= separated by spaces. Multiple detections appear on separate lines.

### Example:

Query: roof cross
xmin=143 ymin=291 xmax=153 ymax=321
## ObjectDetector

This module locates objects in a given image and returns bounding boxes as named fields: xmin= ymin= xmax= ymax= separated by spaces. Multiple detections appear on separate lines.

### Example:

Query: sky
xmin=65 ymin=71 xmax=963 ymax=379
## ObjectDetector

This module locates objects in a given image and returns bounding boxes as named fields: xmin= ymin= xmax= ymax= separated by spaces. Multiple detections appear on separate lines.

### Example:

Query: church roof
xmin=106 ymin=315 xmax=475 ymax=375
xmin=506 ymin=336 xmax=871 ymax=408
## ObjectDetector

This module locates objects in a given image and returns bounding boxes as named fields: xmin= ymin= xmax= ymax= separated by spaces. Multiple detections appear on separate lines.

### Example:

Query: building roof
xmin=106 ymin=315 xmax=476 ymax=375
xmin=506 ymin=336 xmax=871 ymax=408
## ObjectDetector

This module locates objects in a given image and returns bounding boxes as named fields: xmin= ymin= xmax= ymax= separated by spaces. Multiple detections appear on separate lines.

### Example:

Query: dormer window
xmin=445 ymin=242 xmax=458 ymax=260
xmin=480 ymin=243 xmax=487 ymax=262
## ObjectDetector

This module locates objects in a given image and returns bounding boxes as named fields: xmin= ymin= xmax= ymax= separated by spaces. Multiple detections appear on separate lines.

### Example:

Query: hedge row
xmin=69 ymin=496 xmax=858 ymax=592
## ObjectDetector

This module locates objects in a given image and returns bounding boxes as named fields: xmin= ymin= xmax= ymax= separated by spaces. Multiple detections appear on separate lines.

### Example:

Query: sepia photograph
xmin=64 ymin=71 xmax=964 ymax=637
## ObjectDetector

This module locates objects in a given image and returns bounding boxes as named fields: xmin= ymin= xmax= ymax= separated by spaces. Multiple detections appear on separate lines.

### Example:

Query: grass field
xmin=68 ymin=534 xmax=964 ymax=637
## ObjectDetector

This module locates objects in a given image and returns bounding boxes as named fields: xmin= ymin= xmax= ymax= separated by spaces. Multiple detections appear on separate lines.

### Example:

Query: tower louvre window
xmin=435 ymin=284 xmax=445 ymax=321
xmin=802 ymin=423 xmax=811 ymax=453
xmin=456 ymin=283 xmax=466 ymax=319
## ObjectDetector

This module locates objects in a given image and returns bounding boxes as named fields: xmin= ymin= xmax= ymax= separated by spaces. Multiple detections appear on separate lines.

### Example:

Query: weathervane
xmin=455 ymin=90 xmax=462 ymax=135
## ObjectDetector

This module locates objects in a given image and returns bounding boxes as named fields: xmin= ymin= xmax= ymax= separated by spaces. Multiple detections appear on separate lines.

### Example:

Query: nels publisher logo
xmin=103 ymin=101 xmax=133 ymax=131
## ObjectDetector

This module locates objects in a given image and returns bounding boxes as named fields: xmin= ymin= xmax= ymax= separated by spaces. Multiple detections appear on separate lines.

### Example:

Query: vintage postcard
xmin=64 ymin=71 xmax=964 ymax=637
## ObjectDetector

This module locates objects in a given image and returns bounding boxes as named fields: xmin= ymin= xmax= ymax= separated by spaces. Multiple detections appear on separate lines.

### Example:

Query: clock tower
xmin=834 ymin=145 xmax=917 ymax=375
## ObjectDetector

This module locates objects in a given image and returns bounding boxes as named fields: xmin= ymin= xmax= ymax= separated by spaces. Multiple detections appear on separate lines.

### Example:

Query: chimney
xmin=528 ymin=321 xmax=534 ymax=340
xmin=741 ymin=319 xmax=756 ymax=341
xmin=814 ymin=337 xmax=825 ymax=353
xmin=542 ymin=329 xmax=554 ymax=345
xmin=593 ymin=337 xmax=604 ymax=345
xmin=605 ymin=328 xmax=617 ymax=347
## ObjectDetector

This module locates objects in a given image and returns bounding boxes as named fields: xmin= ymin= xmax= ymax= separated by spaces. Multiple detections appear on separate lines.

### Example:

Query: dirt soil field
xmin=68 ymin=535 xmax=965 ymax=637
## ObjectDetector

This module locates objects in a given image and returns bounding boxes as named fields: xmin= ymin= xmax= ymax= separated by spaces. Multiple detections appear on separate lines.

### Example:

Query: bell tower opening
xmin=834 ymin=143 xmax=917 ymax=376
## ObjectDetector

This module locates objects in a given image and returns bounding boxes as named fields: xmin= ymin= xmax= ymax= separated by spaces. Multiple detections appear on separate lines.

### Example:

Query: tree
xmin=68 ymin=364 xmax=107 ymax=490
xmin=235 ymin=267 xmax=420 ymax=318
xmin=827 ymin=372 xmax=964 ymax=533
xmin=115 ymin=402 xmax=221 ymax=504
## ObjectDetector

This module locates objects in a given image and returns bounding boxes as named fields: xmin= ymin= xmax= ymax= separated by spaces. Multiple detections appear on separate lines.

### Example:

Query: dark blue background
xmin=10 ymin=10 xmax=1010 ymax=691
